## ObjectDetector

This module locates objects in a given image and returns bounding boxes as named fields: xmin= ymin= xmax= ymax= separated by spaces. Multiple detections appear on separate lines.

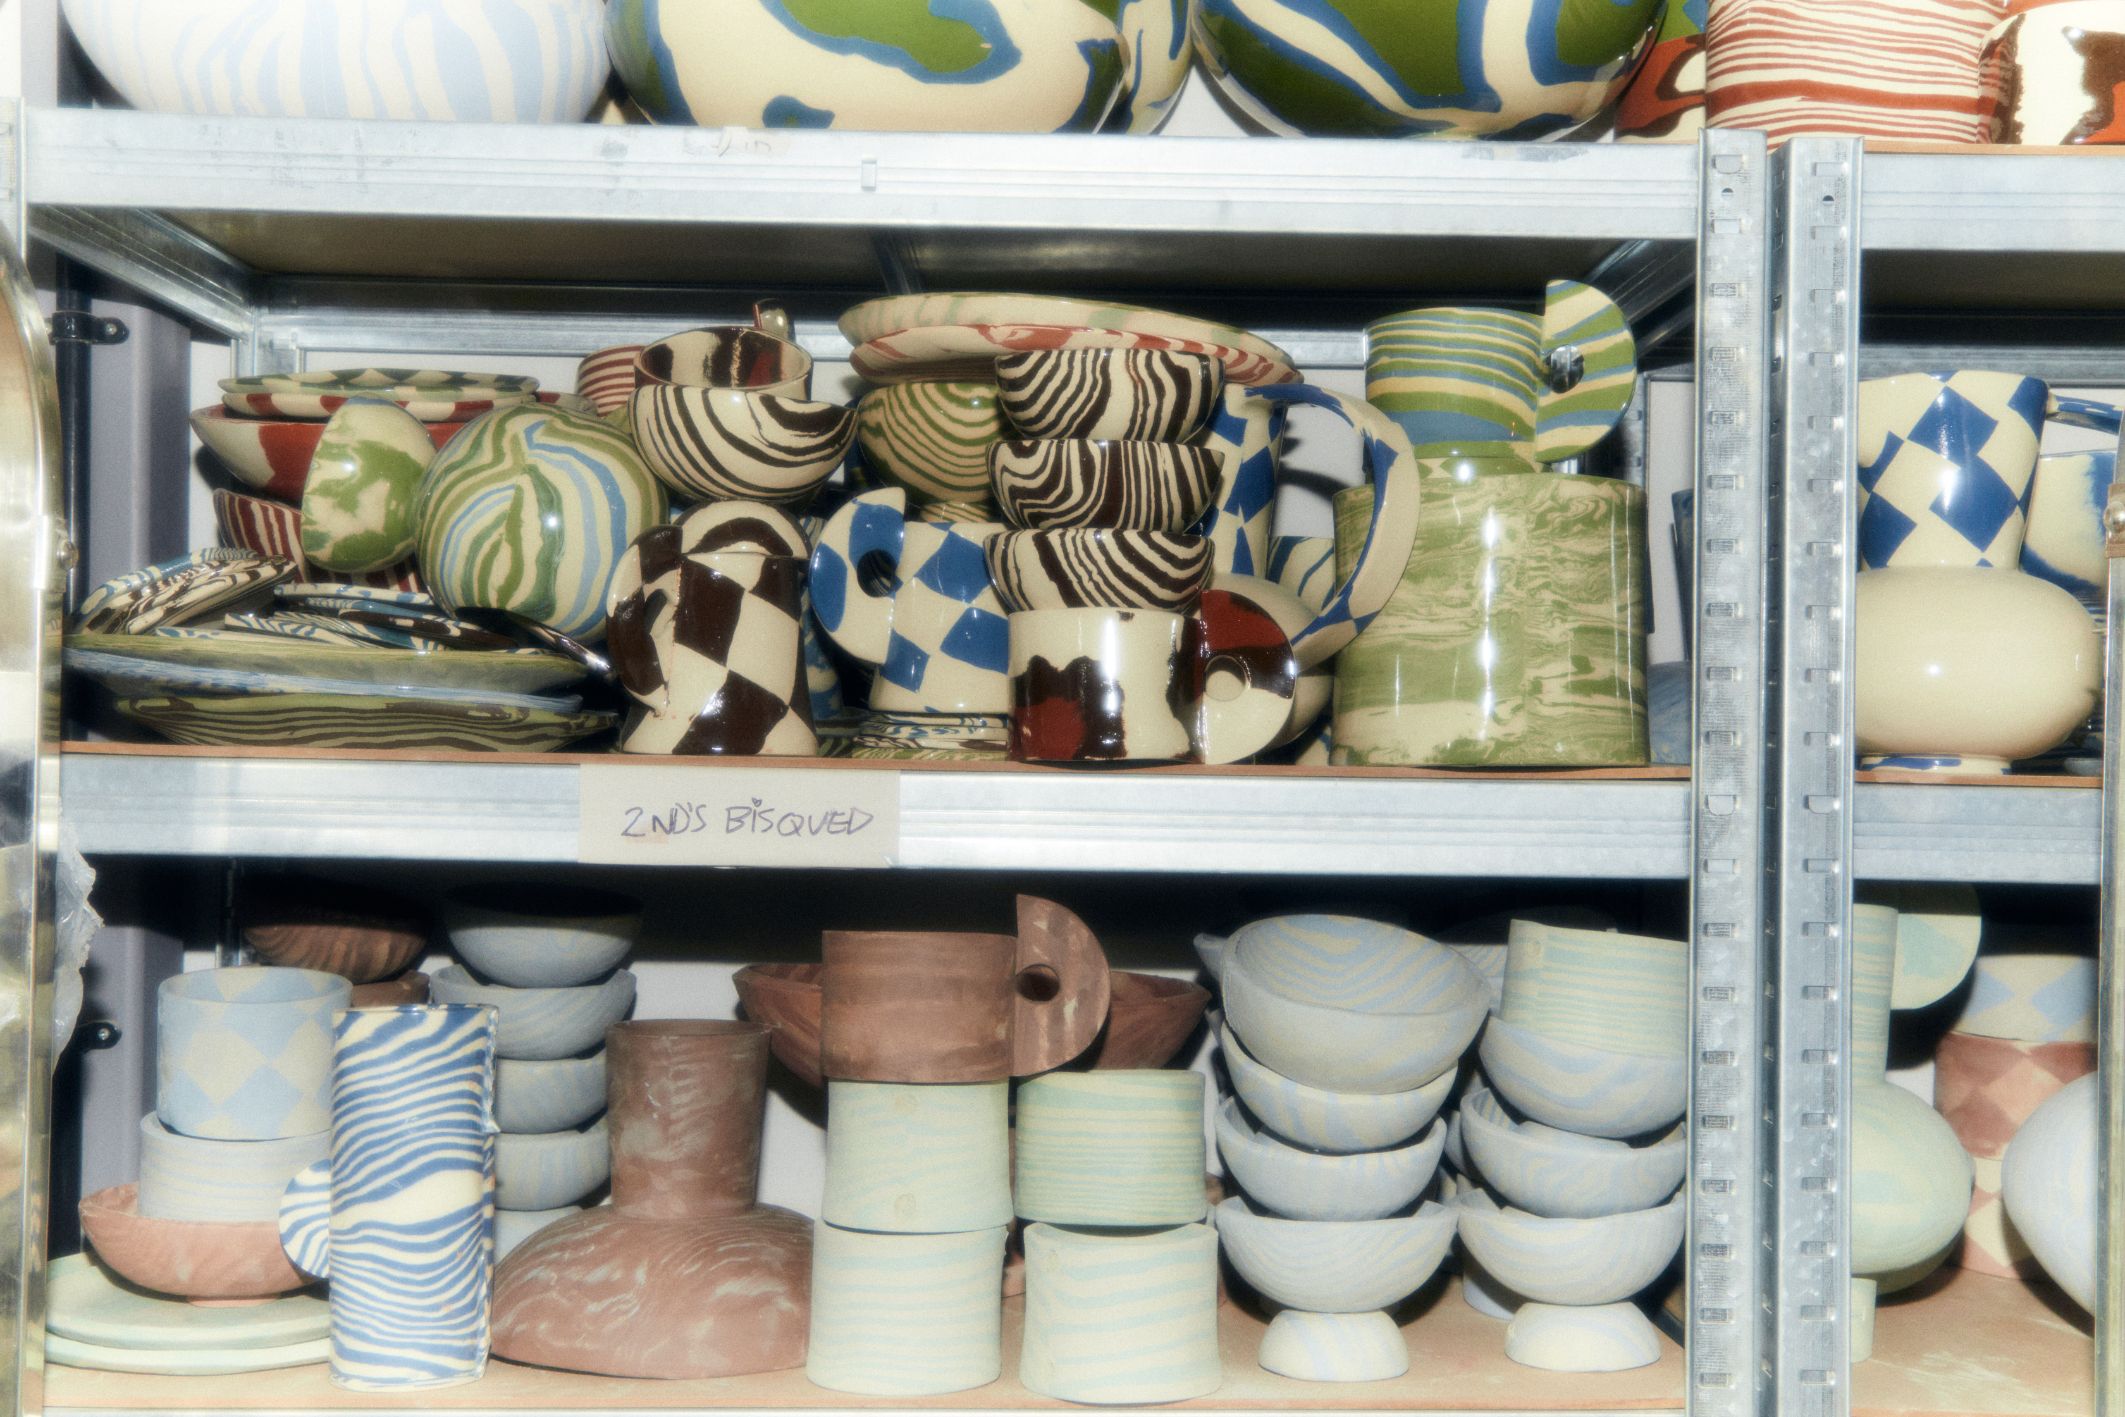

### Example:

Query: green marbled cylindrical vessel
xmin=1331 ymin=462 xmax=1647 ymax=767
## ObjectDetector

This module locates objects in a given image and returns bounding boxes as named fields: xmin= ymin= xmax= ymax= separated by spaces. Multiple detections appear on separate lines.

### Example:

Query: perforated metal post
xmin=1772 ymin=136 xmax=1862 ymax=1417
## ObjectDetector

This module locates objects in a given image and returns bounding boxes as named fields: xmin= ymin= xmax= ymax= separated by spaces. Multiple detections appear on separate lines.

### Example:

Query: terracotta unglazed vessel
xmin=238 ymin=878 xmax=427 ymax=984
xmin=80 ymin=1184 xmax=308 ymax=1302
xmin=490 ymin=1020 xmax=810 ymax=1379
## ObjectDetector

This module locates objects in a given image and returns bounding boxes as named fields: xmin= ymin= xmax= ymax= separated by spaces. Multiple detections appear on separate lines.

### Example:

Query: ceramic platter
xmin=46 ymin=1333 xmax=331 ymax=1376
xmin=114 ymin=691 xmax=614 ymax=752
xmin=45 ymin=1253 xmax=328 ymax=1351
xmin=75 ymin=551 xmax=298 ymax=635
xmin=219 ymin=368 xmax=541 ymax=422
xmin=840 ymin=294 xmax=1300 ymax=387
xmin=68 ymin=631 xmax=585 ymax=694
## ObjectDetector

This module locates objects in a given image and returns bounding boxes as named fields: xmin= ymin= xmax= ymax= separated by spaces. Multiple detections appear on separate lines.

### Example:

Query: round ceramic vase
xmin=1613 ymin=0 xmax=1707 ymax=141
xmin=412 ymin=404 xmax=667 ymax=642
xmin=1193 ymin=0 xmax=1665 ymax=139
xmin=1014 ymin=1071 xmax=1208 ymax=1226
xmin=821 ymin=1080 xmax=1011 ymax=1233
xmin=1981 ymin=2 xmax=2125 ymax=145
xmin=806 ymin=1222 xmax=1009 ymax=1396
xmin=157 ymin=967 xmax=351 ymax=1142
xmin=1499 ymin=921 xmax=1688 ymax=1060
xmin=2001 ymin=1072 xmax=2097 ymax=1313
xmin=299 ymin=400 xmax=436 ymax=574
xmin=1330 ymin=465 xmax=1647 ymax=768
xmin=606 ymin=0 xmax=1129 ymax=132
xmin=1020 ymin=1223 xmax=1221 ymax=1404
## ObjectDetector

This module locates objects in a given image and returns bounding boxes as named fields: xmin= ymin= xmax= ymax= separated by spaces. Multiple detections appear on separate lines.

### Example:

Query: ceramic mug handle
xmin=278 ymin=1159 xmax=333 ymax=1279
xmin=1535 ymin=279 xmax=1639 ymax=464
xmin=808 ymin=487 xmax=909 ymax=669
xmin=752 ymin=301 xmax=792 ymax=343
xmin=1009 ymin=896 xmax=1112 ymax=1076
xmin=2047 ymin=393 xmax=2123 ymax=436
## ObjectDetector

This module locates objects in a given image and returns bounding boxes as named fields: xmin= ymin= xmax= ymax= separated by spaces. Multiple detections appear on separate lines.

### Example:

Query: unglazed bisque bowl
xmin=1456 ymin=1196 xmax=1685 ymax=1307
xmin=443 ymin=882 xmax=641 ymax=990
xmin=988 ymin=440 xmax=1224 ymax=533
xmin=1213 ymin=1197 xmax=1458 ymax=1314
xmin=59 ymin=0 xmax=610 ymax=121
xmin=992 ymin=349 xmax=1224 ymax=443
xmin=494 ymin=1050 xmax=609 ymax=1134
xmin=732 ymin=962 xmax=827 ymax=1087
xmin=1219 ymin=1025 xmax=1454 ymax=1154
xmin=606 ymin=0 xmax=1129 ymax=132
xmin=238 ymin=877 xmax=427 ymax=984
xmin=1215 ymin=1099 xmax=1444 ymax=1221
xmin=80 ymin=1184 xmax=309 ymax=1301
xmin=1459 ymin=1087 xmax=1685 ymax=1218
xmin=1477 ymin=1015 xmax=1688 ymax=1140
xmin=494 ymin=1119 xmax=612 ymax=1211
xmin=429 ymin=964 xmax=636 ymax=1060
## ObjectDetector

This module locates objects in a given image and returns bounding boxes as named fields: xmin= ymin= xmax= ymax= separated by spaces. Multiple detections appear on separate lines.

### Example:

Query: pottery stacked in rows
xmin=57 ymin=964 xmax=351 ymax=1373
xmin=1199 ymin=916 xmax=1478 ymax=1382
xmin=432 ymin=884 xmax=642 ymax=1258
xmin=1454 ymin=922 xmax=1688 ymax=1373
xmin=804 ymin=897 xmax=1112 ymax=1397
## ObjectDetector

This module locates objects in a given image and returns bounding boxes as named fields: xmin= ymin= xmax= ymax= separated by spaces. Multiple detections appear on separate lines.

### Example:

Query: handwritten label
xmin=577 ymin=765 xmax=899 ymax=868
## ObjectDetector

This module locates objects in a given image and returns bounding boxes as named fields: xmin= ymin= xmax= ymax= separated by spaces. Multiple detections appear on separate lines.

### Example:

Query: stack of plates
xmin=45 ymin=1253 xmax=329 ymax=1375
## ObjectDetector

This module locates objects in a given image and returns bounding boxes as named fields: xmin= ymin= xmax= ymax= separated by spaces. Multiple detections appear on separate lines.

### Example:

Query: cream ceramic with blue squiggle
xmin=1020 ymin=1223 xmax=1220 ymax=1404
xmin=1014 ymin=1071 xmax=1206 ymax=1226
xmin=607 ymin=0 xmax=1128 ymax=132
xmin=1194 ymin=0 xmax=1665 ymax=139
xmin=2023 ymin=450 xmax=2116 ymax=603
xmin=807 ymin=1222 xmax=1008 ymax=1396
xmin=1500 ymin=920 xmax=1687 ymax=1060
xmin=1105 ymin=0 xmax=1195 ymax=131
xmin=822 ymin=1080 xmax=1010 ymax=1233
xmin=60 ymin=0 xmax=608 ymax=121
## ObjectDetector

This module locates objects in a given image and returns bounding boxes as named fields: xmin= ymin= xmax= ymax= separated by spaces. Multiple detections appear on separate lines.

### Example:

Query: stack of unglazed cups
xmin=1014 ymin=1071 xmax=1220 ymax=1404
xmin=432 ymin=884 xmax=641 ymax=1259
xmin=806 ymin=898 xmax=1110 ymax=1397
xmin=1199 ymin=916 xmax=1481 ymax=1382
xmin=1459 ymin=921 xmax=1688 ymax=1373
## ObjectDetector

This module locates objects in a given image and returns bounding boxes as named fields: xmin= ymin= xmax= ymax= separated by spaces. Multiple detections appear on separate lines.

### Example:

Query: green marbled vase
xmin=1330 ymin=460 xmax=1648 ymax=768
xmin=301 ymin=399 xmax=437 ymax=574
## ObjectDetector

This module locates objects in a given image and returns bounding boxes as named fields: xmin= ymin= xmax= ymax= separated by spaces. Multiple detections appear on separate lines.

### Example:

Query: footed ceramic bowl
xmin=1216 ymin=1099 xmax=1443 ymax=1221
xmin=80 ymin=1184 xmax=308 ymax=1301
xmin=443 ymin=882 xmax=641 ymax=989
xmin=732 ymin=962 xmax=826 ymax=1087
xmin=1459 ymin=1087 xmax=1684 ymax=1218
xmin=494 ymin=1119 xmax=611 ymax=1211
xmin=1219 ymin=915 xmax=1488 ymax=1094
xmin=1457 ymin=1197 xmax=1685 ymax=1307
xmin=986 ymin=528 xmax=1212 ymax=613
xmin=606 ymin=0 xmax=1128 ymax=132
xmin=629 ymin=384 xmax=856 ymax=507
xmin=989 ymin=440 xmax=1223 ymax=533
xmin=238 ymin=877 xmax=427 ymax=984
xmin=1478 ymin=1015 xmax=1688 ymax=1140
xmin=494 ymin=1050 xmax=608 ymax=1134
xmin=855 ymin=381 xmax=1008 ymax=506
xmin=1214 ymin=1197 xmax=1457 ymax=1313
xmin=59 ymin=0 xmax=609 ymax=121
xmin=993 ymin=349 xmax=1223 ymax=443
xmin=1222 ymin=1026 xmax=1453 ymax=1154
xmin=429 ymin=964 xmax=636 ymax=1061
xmin=1194 ymin=0 xmax=1664 ymax=139
xmin=635 ymin=326 xmax=812 ymax=399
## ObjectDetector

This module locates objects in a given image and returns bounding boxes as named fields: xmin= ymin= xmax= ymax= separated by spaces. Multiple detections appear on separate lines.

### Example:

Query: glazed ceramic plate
xmin=115 ymin=690 xmax=614 ymax=752
xmin=220 ymin=611 xmax=424 ymax=650
xmin=219 ymin=369 xmax=540 ymax=422
xmin=45 ymin=1253 xmax=328 ymax=1351
xmin=46 ymin=1333 xmax=331 ymax=1376
xmin=65 ymin=647 xmax=588 ymax=706
xmin=68 ymin=631 xmax=586 ymax=694
xmin=75 ymin=551 xmax=299 ymax=635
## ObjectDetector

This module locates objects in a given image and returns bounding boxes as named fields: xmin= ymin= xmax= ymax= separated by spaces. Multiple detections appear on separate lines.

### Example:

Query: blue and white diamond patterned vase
xmin=157 ymin=968 xmax=352 ymax=1142
xmin=1856 ymin=371 xmax=2121 ymax=571
xmin=810 ymin=487 xmax=1011 ymax=716
xmin=280 ymin=1004 xmax=500 ymax=1392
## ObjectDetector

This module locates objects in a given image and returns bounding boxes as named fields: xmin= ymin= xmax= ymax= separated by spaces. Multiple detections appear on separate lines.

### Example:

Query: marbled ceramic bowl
xmin=1216 ymin=1098 xmax=1444 ymax=1221
xmin=494 ymin=1119 xmax=611 ymax=1212
xmin=494 ymin=1050 xmax=609 ymax=1134
xmin=192 ymin=405 xmax=461 ymax=503
xmin=1219 ymin=915 xmax=1489 ymax=1094
xmin=1456 ymin=1196 xmax=1685 ymax=1307
xmin=239 ymin=877 xmax=427 ymax=984
xmin=429 ymin=964 xmax=636 ymax=1061
xmin=576 ymin=346 xmax=645 ymax=416
xmin=1219 ymin=1025 xmax=1454 ymax=1154
xmin=1459 ymin=1087 xmax=1685 ymax=1218
xmin=351 ymin=970 xmax=429 ymax=1008
xmin=989 ymin=440 xmax=1224 ymax=533
xmin=855 ymin=381 xmax=1008 ymax=507
xmin=135 ymin=1115 xmax=329 ymax=1224
xmin=443 ymin=883 xmax=641 ymax=990
xmin=732 ymin=962 xmax=827 ymax=1087
xmin=993 ymin=349 xmax=1225 ymax=443
xmin=634 ymin=327 xmax=812 ymax=399
xmin=1214 ymin=1197 xmax=1458 ymax=1313
xmin=1076 ymin=972 xmax=1211 ymax=1070
xmin=80 ymin=1184 xmax=308 ymax=1301
xmin=629 ymin=384 xmax=855 ymax=506
xmin=986 ymin=529 xmax=1212 ymax=613
xmin=1477 ymin=1016 xmax=1688 ymax=1141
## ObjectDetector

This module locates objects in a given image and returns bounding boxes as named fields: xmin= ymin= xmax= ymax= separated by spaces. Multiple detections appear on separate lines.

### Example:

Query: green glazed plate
xmin=69 ymin=630 xmax=584 ymax=694
xmin=116 ymin=691 xmax=614 ymax=752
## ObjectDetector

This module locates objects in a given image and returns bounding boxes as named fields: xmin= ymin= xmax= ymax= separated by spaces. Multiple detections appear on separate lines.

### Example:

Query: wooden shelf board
xmin=47 ymin=1280 xmax=1683 ymax=1414
xmin=1857 ymin=1268 xmax=2093 ymax=1417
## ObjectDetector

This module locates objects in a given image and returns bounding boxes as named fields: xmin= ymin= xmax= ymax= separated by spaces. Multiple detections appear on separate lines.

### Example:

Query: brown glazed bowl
xmin=351 ymin=970 xmax=431 ymax=1008
xmin=1075 ymin=972 xmax=1212 ymax=1069
xmin=239 ymin=877 xmax=428 ymax=984
xmin=79 ymin=1184 xmax=308 ymax=1302
xmin=732 ymin=963 xmax=826 ymax=1088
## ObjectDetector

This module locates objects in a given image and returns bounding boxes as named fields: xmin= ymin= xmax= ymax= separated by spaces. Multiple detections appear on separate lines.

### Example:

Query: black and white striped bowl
xmin=986 ymin=528 xmax=1212 ymax=614
xmin=994 ymin=348 xmax=1223 ymax=442
xmin=989 ymin=438 xmax=1223 ymax=532
xmin=629 ymin=384 xmax=856 ymax=507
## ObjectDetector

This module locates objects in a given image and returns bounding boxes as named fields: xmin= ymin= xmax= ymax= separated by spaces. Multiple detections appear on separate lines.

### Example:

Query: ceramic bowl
xmin=1219 ymin=1025 xmax=1453 ymax=1154
xmin=993 ymin=349 xmax=1224 ymax=443
xmin=732 ymin=962 xmax=826 ymax=1087
xmin=854 ymin=381 xmax=1008 ymax=506
xmin=1194 ymin=0 xmax=1664 ymax=139
xmin=1478 ymin=1016 xmax=1688 ymax=1141
xmin=157 ymin=967 xmax=351 ymax=1141
xmin=495 ymin=1204 xmax=585 ymax=1263
xmin=494 ymin=1119 xmax=611 ymax=1211
xmin=1215 ymin=1098 xmax=1444 ymax=1221
xmin=494 ymin=1050 xmax=609 ymax=1134
xmin=443 ymin=882 xmax=641 ymax=989
xmin=629 ymin=384 xmax=855 ymax=506
xmin=351 ymin=971 xmax=430 ymax=1008
xmin=1456 ymin=1196 xmax=1684 ymax=1307
xmin=576 ymin=346 xmax=645 ymax=416
xmin=988 ymin=440 xmax=1224 ymax=533
xmin=135 ymin=1115 xmax=329 ymax=1224
xmin=1458 ymin=1087 xmax=1685 ymax=1218
xmin=238 ymin=877 xmax=427 ymax=984
xmin=1982 ymin=2 xmax=2125 ymax=146
xmin=1213 ymin=1197 xmax=1458 ymax=1314
xmin=429 ymin=964 xmax=637 ymax=1061
xmin=59 ymin=0 xmax=609 ymax=121
xmin=1077 ymin=972 xmax=1211 ymax=1069
xmin=220 ymin=369 xmax=541 ymax=423
xmin=1499 ymin=920 xmax=1688 ymax=1060
xmin=634 ymin=326 xmax=812 ymax=399
xmin=1219 ymin=915 xmax=1489 ymax=1094
xmin=79 ymin=1184 xmax=307 ymax=1302
xmin=606 ymin=0 xmax=1127 ymax=132
xmin=986 ymin=529 xmax=1213 ymax=613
